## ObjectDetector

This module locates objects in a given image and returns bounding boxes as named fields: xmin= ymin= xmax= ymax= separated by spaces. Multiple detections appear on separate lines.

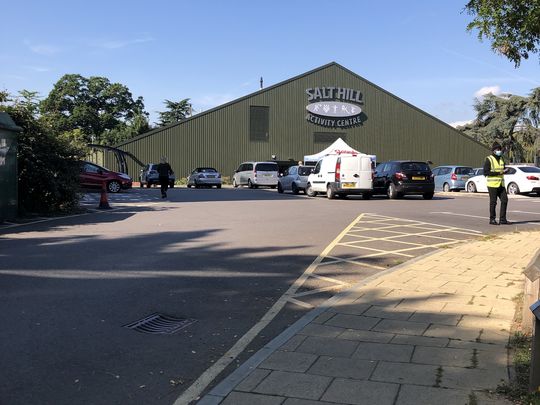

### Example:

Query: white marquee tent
xmin=303 ymin=138 xmax=375 ymax=164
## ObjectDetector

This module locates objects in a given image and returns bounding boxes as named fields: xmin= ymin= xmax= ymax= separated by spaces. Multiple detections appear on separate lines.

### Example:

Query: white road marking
xmin=432 ymin=211 xmax=540 ymax=225
xmin=287 ymin=297 xmax=314 ymax=309
xmin=309 ymin=273 xmax=350 ymax=285
xmin=173 ymin=214 xmax=366 ymax=405
xmin=510 ymin=210 xmax=540 ymax=215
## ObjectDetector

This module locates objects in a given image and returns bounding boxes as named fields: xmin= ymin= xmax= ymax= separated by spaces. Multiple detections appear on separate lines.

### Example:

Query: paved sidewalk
xmin=199 ymin=231 xmax=540 ymax=405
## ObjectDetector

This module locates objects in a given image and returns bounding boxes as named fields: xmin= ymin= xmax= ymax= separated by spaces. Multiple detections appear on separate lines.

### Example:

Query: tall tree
xmin=0 ymin=90 xmax=84 ymax=214
xmin=458 ymin=88 xmax=540 ymax=162
xmin=465 ymin=0 xmax=540 ymax=67
xmin=40 ymin=74 xmax=147 ymax=144
xmin=158 ymin=98 xmax=192 ymax=126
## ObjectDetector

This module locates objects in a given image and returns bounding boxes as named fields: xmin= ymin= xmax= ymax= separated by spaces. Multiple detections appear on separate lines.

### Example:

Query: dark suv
xmin=373 ymin=160 xmax=434 ymax=199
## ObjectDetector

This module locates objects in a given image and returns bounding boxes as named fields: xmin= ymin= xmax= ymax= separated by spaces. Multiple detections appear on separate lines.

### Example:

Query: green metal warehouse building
xmin=103 ymin=62 xmax=489 ymax=179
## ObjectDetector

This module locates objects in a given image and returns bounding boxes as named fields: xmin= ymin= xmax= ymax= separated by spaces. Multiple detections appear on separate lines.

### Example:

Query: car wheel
xmin=443 ymin=183 xmax=450 ymax=192
xmin=291 ymin=183 xmax=300 ymax=195
xmin=232 ymin=178 xmax=238 ymax=188
xmin=277 ymin=182 xmax=284 ymax=193
xmin=194 ymin=180 xmax=199 ymax=189
xmin=326 ymin=185 xmax=336 ymax=199
xmin=423 ymin=192 xmax=434 ymax=200
xmin=306 ymin=184 xmax=316 ymax=197
xmin=248 ymin=179 xmax=254 ymax=189
xmin=217 ymin=184 xmax=221 ymax=189
xmin=187 ymin=183 xmax=192 ymax=188
xmin=387 ymin=183 xmax=398 ymax=199
xmin=467 ymin=182 xmax=477 ymax=193
xmin=108 ymin=180 xmax=121 ymax=193
xmin=508 ymin=182 xmax=520 ymax=195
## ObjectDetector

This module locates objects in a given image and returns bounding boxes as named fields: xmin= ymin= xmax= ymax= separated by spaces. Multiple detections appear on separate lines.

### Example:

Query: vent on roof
xmin=123 ymin=313 xmax=196 ymax=335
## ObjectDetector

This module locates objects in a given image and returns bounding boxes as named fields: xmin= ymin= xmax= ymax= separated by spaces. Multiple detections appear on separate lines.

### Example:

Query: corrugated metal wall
xmin=105 ymin=63 xmax=489 ymax=179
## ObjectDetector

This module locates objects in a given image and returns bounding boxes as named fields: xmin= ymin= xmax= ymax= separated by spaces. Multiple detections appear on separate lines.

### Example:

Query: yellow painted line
xmin=337 ymin=244 xmax=416 ymax=257
xmin=173 ymin=214 xmax=365 ymax=405
xmin=317 ymin=256 xmax=386 ymax=270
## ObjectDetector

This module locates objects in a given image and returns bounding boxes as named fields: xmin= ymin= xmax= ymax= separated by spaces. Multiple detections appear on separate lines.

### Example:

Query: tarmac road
xmin=0 ymin=187 xmax=538 ymax=405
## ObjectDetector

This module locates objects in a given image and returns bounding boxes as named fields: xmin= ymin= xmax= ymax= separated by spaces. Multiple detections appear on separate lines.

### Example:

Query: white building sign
xmin=305 ymin=87 xmax=365 ymax=128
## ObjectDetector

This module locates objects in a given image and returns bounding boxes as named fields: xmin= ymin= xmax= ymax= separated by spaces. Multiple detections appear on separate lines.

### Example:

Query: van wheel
xmin=362 ymin=192 xmax=372 ymax=200
xmin=327 ymin=185 xmax=336 ymax=200
xmin=291 ymin=183 xmax=300 ymax=195
xmin=248 ymin=179 xmax=254 ymax=189
xmin=306 ymin=184 xmax=316 ymax=197
xmin=277 ymin=183 xmax=284 ymax=193
xmin=387 ymin=183 xmax=398 ymax=199
xmin=443 ymin=183 xmax=450 ymax=192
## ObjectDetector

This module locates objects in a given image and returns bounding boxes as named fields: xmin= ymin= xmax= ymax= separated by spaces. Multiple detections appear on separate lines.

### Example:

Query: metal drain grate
xmin=123 ymin=313 xmax=196 ymax=335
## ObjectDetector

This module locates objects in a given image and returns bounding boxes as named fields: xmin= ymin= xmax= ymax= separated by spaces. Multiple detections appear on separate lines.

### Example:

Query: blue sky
xmin=1 ymin=0 xmax=539 ymax=126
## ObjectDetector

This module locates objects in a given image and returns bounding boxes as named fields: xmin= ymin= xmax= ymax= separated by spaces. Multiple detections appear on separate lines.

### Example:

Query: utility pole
xmin=260 ymin=77 xmax=263 ymax=89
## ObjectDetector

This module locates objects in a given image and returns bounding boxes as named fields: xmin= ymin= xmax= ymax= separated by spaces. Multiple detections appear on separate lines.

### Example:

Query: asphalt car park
xmin=1 ymin=187 xmax=539 ymax=405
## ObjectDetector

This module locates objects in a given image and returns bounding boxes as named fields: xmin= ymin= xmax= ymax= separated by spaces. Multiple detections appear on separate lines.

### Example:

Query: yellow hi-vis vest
xmin=487 ymin=155 xmax=505 ymax=188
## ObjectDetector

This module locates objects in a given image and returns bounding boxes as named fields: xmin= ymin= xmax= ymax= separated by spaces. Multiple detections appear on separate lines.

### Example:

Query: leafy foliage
xmin=40 ymin=74 xmax=148 ymax=145
xmin=0 ymin=91 xmax=85 ymax=214
xmin=158 ymin=98 xmax=192 ymax=126
xmin=465 ymin=0 xmax=540 ymax=67
xmin=458 ymin=87 xmax=540 ymax=162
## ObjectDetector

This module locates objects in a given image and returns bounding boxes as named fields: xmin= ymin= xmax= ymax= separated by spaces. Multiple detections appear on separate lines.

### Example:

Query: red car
xmin=79 ymin=161 xmax=132 ymax=193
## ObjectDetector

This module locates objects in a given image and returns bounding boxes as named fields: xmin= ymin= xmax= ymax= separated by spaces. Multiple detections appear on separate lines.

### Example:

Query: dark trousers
xmin=488 ymin=186 xmax=508 ymax=221
xmin=159 ymin=176 xmax=169 ymax=196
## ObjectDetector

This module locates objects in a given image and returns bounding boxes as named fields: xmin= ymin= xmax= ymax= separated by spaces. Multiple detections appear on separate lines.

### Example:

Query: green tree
xmin=465 ymin=0 xmax=540 ymax=67
xmin=40 ymin=74 xmax=147 ymax=144
xmin=158 ymin=98 xmax=192 ymax=126
xmin=458 ymin=88 xmax=540 ymax=162
xmin=0 ymin=90 xmax=84 ymax=214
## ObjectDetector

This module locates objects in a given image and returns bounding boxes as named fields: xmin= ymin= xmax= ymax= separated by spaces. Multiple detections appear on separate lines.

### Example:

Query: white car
xmin=187 ymin=167 xmax=222 ymax=188
xmin=232 ymin=161 xmax=279 ymax=188
xmin=465 ymin=165 xmax=540 ymax=195
xmin=277 ymin=165 xmax=313 ymax=194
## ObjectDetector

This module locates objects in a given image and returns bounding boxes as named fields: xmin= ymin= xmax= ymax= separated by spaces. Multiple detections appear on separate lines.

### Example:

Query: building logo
xmin=305 ymin=87 xmax=365 ymax=128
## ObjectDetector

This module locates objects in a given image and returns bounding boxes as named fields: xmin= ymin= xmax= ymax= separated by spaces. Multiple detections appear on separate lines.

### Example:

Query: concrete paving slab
xmin=408 ymin=312 xmax=461 ymax=325
xmin=321 ymin=378 xmax=399 ymax=405
xmin=259 ymin=351 xmax=318 ymax=373
xmin=298 ymin=323 xmax=345 ymax=338
xmin=325 ymin=314 xmax=381 ymax=330
xmin=441 ymin=366 xmax=508 ymax=390
xmin=253 ymin=371 xmax=332 ymax=400
xmin=423 ymin=324 xmax=481 ymax=341
xmin=280 ymin=335 xmax=307 ymax=352
xmin=307 ymin=356 xmax=377 ymax=379
xmin=221 ymin=391 xmax=285 ymax=405
xmin=296 ymin=336 xmax=359 ymax=357
xmin=362 ymin=305 xmax=414 ymax=320
xmin=372 ymin=319 xmax=430 ymax=336
xmin=370 ymin=361 xmax=439 ymax=386
xmin=395 ymin=384 xmax=470 ymax=405
xmin=235 ymin=369 xmax=272 ymax=392
xmin=338 ymin=329 xmax=395 ymax=343
xmin=353 ymin=341 xmax=414 ymax=362
xmin=390 ymin=334 xmax=449 ymax=347
xmin=412 ymin=346 xmax=474 ymax=368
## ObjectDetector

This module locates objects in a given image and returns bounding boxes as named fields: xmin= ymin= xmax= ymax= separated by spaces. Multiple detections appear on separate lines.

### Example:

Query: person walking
xmin=157 ymin=156 xmax=174 ymax=198
xmin=484 ymin=142 xmax=511 ymax=225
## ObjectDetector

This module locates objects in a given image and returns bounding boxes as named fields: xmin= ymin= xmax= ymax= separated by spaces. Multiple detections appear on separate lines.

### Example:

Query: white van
xmin=232 ymin=161 xmax=279 ymax=188
xmin=306 ymin=154 xmax=373 ymax=199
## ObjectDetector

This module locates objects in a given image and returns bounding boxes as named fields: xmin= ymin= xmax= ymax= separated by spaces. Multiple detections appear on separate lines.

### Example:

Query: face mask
xmin=494 ymin=150 xmax=502 ymax=157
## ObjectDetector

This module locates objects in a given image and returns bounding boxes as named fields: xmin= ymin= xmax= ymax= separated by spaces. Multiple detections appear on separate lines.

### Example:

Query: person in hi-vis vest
xmin=483 ymin=142 xmax=511 ymax=225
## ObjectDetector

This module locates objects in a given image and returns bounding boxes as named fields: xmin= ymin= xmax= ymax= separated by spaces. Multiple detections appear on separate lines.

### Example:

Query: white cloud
xmin=24 ymin=65 xmax=50 ymax=72
xmin=24 ymin=41 xmax=61 ymax=56
xmin=474 ymin=85 xmax=501 ymax=98
xmin=449 ymin=119 xmax=474 ymax=128
xmin=94 ymin=36 xmax=154 ymax=50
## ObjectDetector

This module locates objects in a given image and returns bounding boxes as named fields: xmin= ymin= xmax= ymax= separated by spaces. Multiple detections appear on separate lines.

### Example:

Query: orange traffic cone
xmin=98 ymin=182 xmax=111 ymax=209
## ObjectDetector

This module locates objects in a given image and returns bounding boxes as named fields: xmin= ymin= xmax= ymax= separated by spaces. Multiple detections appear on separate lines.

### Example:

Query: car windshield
xmin=519 ymin=166 xmax=540 ymax=173
xmin=198 ymin=168 xmax=217 ymax=173
xmin=455 ymin=167 xmax=474 ymax=175
xmin=256 ymin=163 xmax=278 ymax=172
xmin=400 ymin=162 xmax=430 ymax=171
xmin=298 ymin=167 xmax=313 ymax=176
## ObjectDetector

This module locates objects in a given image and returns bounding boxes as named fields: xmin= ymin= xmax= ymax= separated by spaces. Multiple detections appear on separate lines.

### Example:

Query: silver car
xmin=187 ymin=167 xmax=222 ymax=188
xmin=432 ymin=165 xmax=474 ymax=192
xmin=277 ymin=165 xmax=313 ymax=194
xmin=140 ymin=163 xmax=175 ymax=188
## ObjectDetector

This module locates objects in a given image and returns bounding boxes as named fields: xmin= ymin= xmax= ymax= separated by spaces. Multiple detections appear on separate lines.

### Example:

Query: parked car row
xmin=466 ymin=165 xmax=540 ymax=195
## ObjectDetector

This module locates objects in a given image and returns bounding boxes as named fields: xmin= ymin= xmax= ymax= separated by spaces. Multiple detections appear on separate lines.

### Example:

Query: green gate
xmin=0 ymin=113 xmax=21 ymax=222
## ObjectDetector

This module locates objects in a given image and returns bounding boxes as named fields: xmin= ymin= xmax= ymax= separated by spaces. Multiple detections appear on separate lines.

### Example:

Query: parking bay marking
xmin=173 ymin=214 xmax=366 ymax=405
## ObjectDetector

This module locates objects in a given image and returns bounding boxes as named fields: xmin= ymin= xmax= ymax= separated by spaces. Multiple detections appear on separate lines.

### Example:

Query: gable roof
xmin=116 ymin=62 xmax=488 ymax=151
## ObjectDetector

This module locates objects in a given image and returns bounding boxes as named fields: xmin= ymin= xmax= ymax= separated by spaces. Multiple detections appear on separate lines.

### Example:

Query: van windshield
xmin=400 ymin=162 xmax=430 ymax=171
xmin=298 ymin=167 xmax=313 ymax=176
xmin=256 ymin=163 xmax=278 ymax=172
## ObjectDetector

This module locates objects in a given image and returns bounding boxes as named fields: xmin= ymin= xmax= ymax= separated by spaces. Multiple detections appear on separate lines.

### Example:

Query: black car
xmin=373 ymin=160 xmax=434 ymax=199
